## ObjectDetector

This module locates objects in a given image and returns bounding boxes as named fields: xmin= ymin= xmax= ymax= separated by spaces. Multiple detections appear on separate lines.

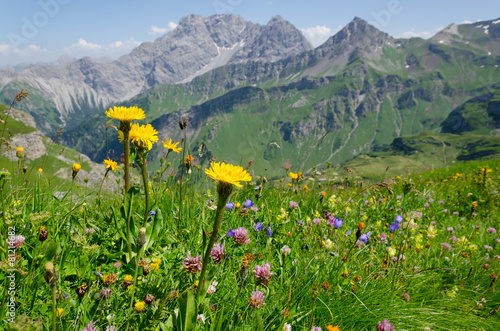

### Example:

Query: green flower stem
xmin=196 ymin=190 xmax=230 ymax=300
xmin=51 ymin=284 xmax=57 ymax=331
xmin=127 ymin=245 xmax=144 ymax=331
xmin=140 ymin=152 xmax=150 ymax=227
xmin=123 ymin=130 xmax=130 ymax=193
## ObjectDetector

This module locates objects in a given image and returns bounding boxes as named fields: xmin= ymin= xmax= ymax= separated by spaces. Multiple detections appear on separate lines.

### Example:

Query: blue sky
xmin=1 ymin=0 xmax=499 ymax=68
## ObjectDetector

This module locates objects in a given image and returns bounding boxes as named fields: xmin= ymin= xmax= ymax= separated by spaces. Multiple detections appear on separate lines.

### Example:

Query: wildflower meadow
xmin=1 ymin=102 xmax=499 ymax=331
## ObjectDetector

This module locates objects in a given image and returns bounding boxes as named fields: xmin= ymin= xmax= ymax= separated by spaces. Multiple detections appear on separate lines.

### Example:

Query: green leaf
xmin=176 ymin=290 xmax=198 ymax=331
xmin=145 ymin=207 xmax=164 ymax=250
xmin=43 ymin=239 xmax=57 ymax=261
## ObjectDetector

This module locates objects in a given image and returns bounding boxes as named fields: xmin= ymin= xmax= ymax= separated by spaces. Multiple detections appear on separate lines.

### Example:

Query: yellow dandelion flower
xmin=103 ymin=159 xmax=120 ymax=172
xmin=149 ymin=263 xmax=159 ymax=272
xmin=288 ymin=172 xmax=298 ymax=180
xmin=205 ymin=162 xmax=252 ymax=188
xmin=235 ymin=202 xmax=241 ymax=208
xmin=327 ymin=325 xmax=341 ymax=331
xmin=72 ymin=163 xmax=81 ymax=172
xmin=119 ymin=123 xmax=159 ymax=151
xmin=56 ymin=308 xmax=64 ymax=317
xmin=16 ymin=146 xmax=24 ymax=158
xmin=162 ymin=138 xmax=182 ymax=153
xmin=124 ymin=274 xmax=133 ymax=282
xmin=105 ymin=106 xmax=145 ymax=124
xmin=38 ymin=168 xmax=43 ymax=174
xmin=134 ymin=301 xmax=146 ymax=312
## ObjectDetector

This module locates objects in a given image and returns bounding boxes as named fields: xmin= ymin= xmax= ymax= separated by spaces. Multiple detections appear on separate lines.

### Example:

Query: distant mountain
xmin=0 ymin=14 xmax=312 ymax=133
xmin=3 ymin=15 xmax=500 ymax=178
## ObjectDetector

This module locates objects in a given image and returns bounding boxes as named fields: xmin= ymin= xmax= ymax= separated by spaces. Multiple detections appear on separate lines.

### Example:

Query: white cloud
xmin=300 ymin=25 xmax=340 ymax=47
xmin=0 ymin=43 xmax=46 ymax=56
xmin=63 ymin=37 xmax=141 ymax=58
xmin=398 ymin=27 xmax=444 ymax=40
xmin=148 ymin=22 xmax=178 ymax=36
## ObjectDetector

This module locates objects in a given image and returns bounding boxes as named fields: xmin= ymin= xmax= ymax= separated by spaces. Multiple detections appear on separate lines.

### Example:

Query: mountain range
xmin=1 ymin=14 xmax=499 ymax=178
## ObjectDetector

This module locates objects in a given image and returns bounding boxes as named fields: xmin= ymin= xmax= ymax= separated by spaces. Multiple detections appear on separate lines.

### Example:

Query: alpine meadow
xmin=0 ymin=10 xmax=500 ymax=331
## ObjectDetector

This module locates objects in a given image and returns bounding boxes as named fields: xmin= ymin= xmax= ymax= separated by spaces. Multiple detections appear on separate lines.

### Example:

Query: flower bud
xmin=16 ymin=146 xmax=24 ymax=158
xmin=136 ymin=227 xmax=147 ymax=248
xmin=44 ymin=261 xmax=59 ymax=286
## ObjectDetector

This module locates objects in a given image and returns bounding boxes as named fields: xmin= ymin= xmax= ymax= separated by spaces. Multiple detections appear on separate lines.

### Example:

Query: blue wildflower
xmin=389 ymin=222 xmax=400 ymax=233
xmin=226 ymin=202 xmax=234 ymax=211
xmin=226 ymin=228 xmax=235 ymax=237
xmin=253 ymin=222 xmax=263 ymax=232
xmin=359 ymin=232 xmax=371 ymax=244
xmin=266 ymin=226 xmax=272 ymax=237
xmin=345 ymin=230 xmax=352 ymax=236
xmin=395 ymin=215 xmax=403 ymax=223
xmin=333 ymin=218 xmax=344 ymax=229
xmin=243 ymin=198 xmax=254 ymax=208
xmin=149 ymin=211 xmax=156 ymax=216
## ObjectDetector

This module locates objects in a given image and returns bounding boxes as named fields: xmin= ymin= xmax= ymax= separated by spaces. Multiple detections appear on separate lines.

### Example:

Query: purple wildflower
xmin=389 ymin=222 xmax=400 ymax=233
xmin=211 ymin=243 xmax=226 ymax=263
xmin=424 ymin=202 xmax=430 ymax=208
xmin=254 ymin=222 xmax=264 ymax=232
xmin=266 ymin=226 xmax=272 ymax=237
xmin=251 ymin=206 xmax=259 ymax=212
xmin=234 ymin=227 xmax=250 ymax=244
xmin=395 ymin=215 xmax=403 ymax=223
xmin=113 ymin=262 xmax=121 ymax=269
xmin=9 ymin=235 xmax=25 ymax=248
xmin=82 ymin=321 xmax=99 ymax=331
xmin=333 ymin=218 xmax=344 ymax=229
xmin=288 ymin=201 xmax=298 ymax=209
xmin=281 ymin=245 xmax=291 ymax=256
xmin=182 ymin=252 xmax=202 ymax=274
xmin=377 ymin=319 xmax=395 ymax=331
xmin=487 ymin=227 xmax=497 ymax=234
xmin=345 ymin=230 xmax=352 ymax=236
xmin=313 ymin=218 xmax=322 ymax=225
xmin=485 ymin=245 xmax=493 ymax=250
xmin=226 ymin=228 xmax=235 ymax=237
xmin=447 ymin=227 xmax=455 ymax=234
xmin=359 ymin=232 xmax=371 ymax=244
xmin=449 ymin=235 xmax=458 ymax=243
xmin=453 ymin=211 xmax=459 ymax=216
xmin=243 ymin=198 xmax=254 ymax=208
xmin=149 ymin=211 xmax=156 ymax=216
xmin=85 ymin=228 xmax=95 ymax=235
xmin=439 ymin=200 xmax=444 ymax=205
xmin=441 ymin=242 xmax=451 ymax=252
xmin=249 ymin=290 xmax=265 ymax=309
xmin=254 ymin=262 xmax=273 ymax=286
xmin=226 ymin=202 xmax=234 ymax=211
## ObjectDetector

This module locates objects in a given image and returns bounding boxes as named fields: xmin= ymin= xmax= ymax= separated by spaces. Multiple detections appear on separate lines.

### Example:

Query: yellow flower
xmin=154 ymin=258 xmax=162 ymax=265
xmin=327 ymin=325 xmax=341 ymax=331
xmin=105 ymin=106 xmax=145 ymax=124
xmin=103 ymin=159 xmax=119 ymax=172
xmin=134 ymin=301 xmax=146 ymax=312
xmin=235 ymin=202 xmax=241 ymax=209
xmin=205 ymin=162 xmax=252 ymax=188
xmin=150 ymin=263 xmax=159 ymax=272
xmin=303 ymin=185 xmax=309 ymax=192
xmin=56 ymin=308 xmax=64 ymax=317
xmin=72 ymin=163 xmax=81 ymax=172
xmin=119 ymin=123 xmax=159 ymax=151
xmin=185 ymin=155 xmax=193 ymax=166
xmin=38 ymin=168 xmax=43 ymax=174
xmin=162 ymin=138 xmax=182 ymax=153
xmin=16 ymin=146 xmax=24 ymax=158
xmin=388 ymin=247 xmax=396 ymax=256
xmin=323 ymin=239 xmax=333 ymax=249
xmin=124 ymin=274 xmax=133 ymax=282
xmin=288 ymin=172 xmax=298 ymax=180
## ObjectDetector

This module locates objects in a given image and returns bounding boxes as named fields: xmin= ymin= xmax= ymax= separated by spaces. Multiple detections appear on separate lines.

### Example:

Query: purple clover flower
xmin=288 ymin=201 xmax=298 ymax=209
xmin=254 ymin=262 xmax=273 ymax=286
xmin=211 ymin=242 xmax=226 ymax=263
xmin=234 ymin=227 xmax=250 ymax=244
xmin=377 ymin=319 xmax=395 ymax=331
